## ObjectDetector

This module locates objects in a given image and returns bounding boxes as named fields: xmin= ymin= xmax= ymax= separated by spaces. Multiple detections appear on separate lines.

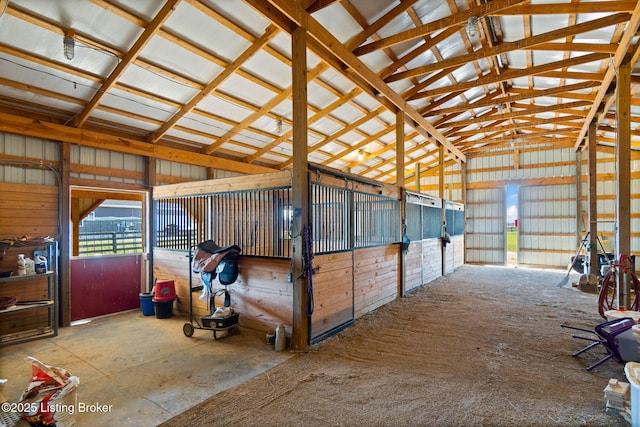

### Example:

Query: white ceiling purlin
xmin=252 ymin=0 xmax=466 ymax=163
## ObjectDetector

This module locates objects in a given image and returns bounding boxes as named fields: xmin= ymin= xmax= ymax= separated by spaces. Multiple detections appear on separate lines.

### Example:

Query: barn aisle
xmin=162 ymin=264 xmax=628 ymax=427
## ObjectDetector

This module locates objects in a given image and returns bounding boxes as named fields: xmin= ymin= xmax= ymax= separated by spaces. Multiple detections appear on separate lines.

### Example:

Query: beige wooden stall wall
xmin=153 ymin=248 xmax=293 ymax=334
xmin=354 ymin=245 xmax=400 ymax=318
xmin=445 ymin=234 xmax=465 ymax=273
xmin=404 ymin=238 xmax=443 ymax=294
xmin=311 ymin=251 xmax=354 ymax=338
xmin=0 ymin=183 xmax=59 ymax=337
xmin=404 ymin=241 xmax=423 ymax=293
xmin=422 ymin=238 xmax=443 ymax=284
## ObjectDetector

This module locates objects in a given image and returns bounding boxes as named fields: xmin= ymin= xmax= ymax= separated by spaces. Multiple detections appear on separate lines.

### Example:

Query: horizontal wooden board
xmin=353 ymin=245 xmax=399 ymax=318
xmin=153 ymin=170 xmax=292 ymax=198
xmin=0 ymin=183 xmax=59 ymax=238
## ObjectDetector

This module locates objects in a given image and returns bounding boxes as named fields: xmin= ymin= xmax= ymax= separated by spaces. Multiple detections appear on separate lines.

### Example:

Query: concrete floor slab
xmin=0 ymin=310 xmax=292 ymax=426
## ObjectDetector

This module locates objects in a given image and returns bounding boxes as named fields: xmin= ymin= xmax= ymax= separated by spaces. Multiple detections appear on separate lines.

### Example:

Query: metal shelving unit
xmin=0 ymin=241 xmax=58 ymax=347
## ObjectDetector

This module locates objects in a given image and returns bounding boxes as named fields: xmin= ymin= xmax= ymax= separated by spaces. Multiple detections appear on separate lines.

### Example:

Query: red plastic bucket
xmin=153 ymin=280 xmax=176 ymax=301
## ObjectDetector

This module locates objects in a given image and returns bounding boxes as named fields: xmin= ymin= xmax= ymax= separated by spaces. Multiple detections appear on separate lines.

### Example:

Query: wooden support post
xmin=438 ymin=145 xmax=444 ymax=199
xmin=291 ymin=25 xmax=309 ymax=350
xmin=439 ymin=145 xmax=446 ymax=275
xmin=461 ymin=160 xmax=467 ymax=264
xmin=415 ymin=162 xmax=421 ymax=192
xmin=616 ymin=58 xmax=632 ymax=308
xmin=145 ymin=156 xmax=157 ymax=292
xmin=60 ymin=141 xmax=71 ymax=327
xmin=587 ymin=121 xmax=598 ymax=277
xmin=396 ymin=110 xmax=405 ymax=188
xmin=396 ymin=110 xmax=406 ymax=296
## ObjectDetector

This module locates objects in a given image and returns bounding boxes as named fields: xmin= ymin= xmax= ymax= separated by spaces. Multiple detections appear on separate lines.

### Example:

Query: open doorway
xmin=506 ymin=185 xmax=518 ymax=265
xmin=70 ymin=188 xmax=148 ymax=322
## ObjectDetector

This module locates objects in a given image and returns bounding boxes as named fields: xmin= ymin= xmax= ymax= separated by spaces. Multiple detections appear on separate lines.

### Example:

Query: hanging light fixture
xmin=276 ymin=118 xmax=283 ymax=135
xmin=467 ymin=16 xmax=479 ymax=38
xmin=63 ymin=32 xmax=75 ymax=60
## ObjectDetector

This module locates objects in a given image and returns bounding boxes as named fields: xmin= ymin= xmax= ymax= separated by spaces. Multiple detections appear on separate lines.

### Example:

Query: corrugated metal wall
xmin=0 ymin=132 xmax=211 ymax=185
xmin=157 ymin=159 xmax=209 ymax=181
xmin=466 ymin=187 xmax=505 ymax=264
xmin=0 ymin=134 xmax=59 ymax=185
xmin=519 ymin=184 xmax=576 ymax=267
xmin=466 ymin=147 xmax=578 ymax=266
xmin=582 ymin=150 xmax=640 ymax=257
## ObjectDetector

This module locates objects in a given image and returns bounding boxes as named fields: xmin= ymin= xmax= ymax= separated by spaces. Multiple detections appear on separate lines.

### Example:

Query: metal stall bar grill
xmin=353 ymin=191 xmax=401 ymax=249
xmin=154 ymin=187 xmax=292 ymax=258
xmin=311 ymin=183 xmax=350 ymax=255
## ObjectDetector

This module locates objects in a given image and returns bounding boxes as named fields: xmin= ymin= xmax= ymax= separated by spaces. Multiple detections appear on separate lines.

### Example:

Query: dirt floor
xmin=161 ymin=265 xmax=632 ymax=427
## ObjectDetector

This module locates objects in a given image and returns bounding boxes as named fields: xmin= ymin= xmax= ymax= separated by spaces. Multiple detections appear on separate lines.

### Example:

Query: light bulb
xmin=63 ymin=35 xmax=75 ymax=60
xmin=467 ymin=16 xmax=479 ymax=38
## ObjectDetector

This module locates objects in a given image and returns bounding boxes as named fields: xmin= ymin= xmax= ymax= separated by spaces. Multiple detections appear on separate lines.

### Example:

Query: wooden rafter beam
xmin=386 ymin=13 xmax=629 ymax=83
xmin=575 ymin=0 xmax=640 ymax=150
xmin=0 ymin=111 xmax=276 ymax=174
xmin=352 ymin=0 xmax=526 ymax=56
xmin=278 ymin=106 xmax=386 ymax=169
xmin=148 ymin=25 xmax=279 ymax=143
xmin=495 ymin=2 xmax=637 ymax=15
xmin=248 ymin=0 xmax=465 ymax=162
xmin=345 ymin=0 xmax=420 ymax=50
xmin=410 ymin=52 xmax=608 ymax=101
xmin=453 ymin=115 xmax=584 ymax=138
xmin=70 ymin=0 xmax=182 ymax=127
xmin=422 ymin=81 xmax=599 ymax=116
xmin=438 ymin=101 xmax=592 ymax=130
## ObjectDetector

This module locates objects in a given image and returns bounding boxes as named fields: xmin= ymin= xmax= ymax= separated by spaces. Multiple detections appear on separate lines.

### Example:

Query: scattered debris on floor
xmin=17 ymin=357 xmax=79 ymax=427
xmin=604 ymin=378 xmax=630 ymax=423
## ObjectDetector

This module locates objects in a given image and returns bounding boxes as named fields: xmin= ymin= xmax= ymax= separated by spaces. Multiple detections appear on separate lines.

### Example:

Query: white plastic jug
xmin=35 ymin=255 xmax=48 ymax=274
xmin=275 ymin=323 xmax=286 ymax=352
xmin=17 ymin=254 xmax=26 ymax=276
xmin=24 ymin=257 xmax=35 ymax=275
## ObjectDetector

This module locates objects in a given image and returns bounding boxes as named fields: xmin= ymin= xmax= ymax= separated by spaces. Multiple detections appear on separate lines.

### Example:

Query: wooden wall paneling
xmin=404 ymin=241 xmax=423 ymax=293
xmin=153 ymin=249 xmax=294 ymax=333
xmin=353 ymin=245 xmax=400 ymax=318
xmin=153 ymin=171 xmax=292 ymax=198
xmin=0 ymin=311 xmax=50 ymax=339
xmin=231 ymin=257 xmax=292 ymax=333
xmin=310 ymin=251 xmax=354 ymax=338
xmin=0 ymin=183 xmax=58 ymax=238
xmin=421 ymin=238 xmax=442 ymax=284
xmin=153 ymin=248 xmax=204 ymax=315
xmin=0 ymin=253 xmax=50 ymax=337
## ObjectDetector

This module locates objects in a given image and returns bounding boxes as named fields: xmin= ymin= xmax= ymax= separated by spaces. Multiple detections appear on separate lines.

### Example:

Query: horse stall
xmin=152 ymin=168 xmax=404 ymax=344
xmin=403 ymin=192 xmax=443 ymax=294
xmin=403 ymin=193 xmax=465 ymax=295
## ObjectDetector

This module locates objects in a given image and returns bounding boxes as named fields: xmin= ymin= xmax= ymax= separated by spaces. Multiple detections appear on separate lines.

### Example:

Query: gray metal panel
xmin=157 ymin=160 xmax=208 ymax=181
xmin=71 ymin=145 xmax=145 ymax=184
xmin=518 ymin=184 xmax=576 ymax=267
xmin=0 ymin=133 xmax=59 ymax=185
xmin=466 ymin=187 xmax=505 ymax=264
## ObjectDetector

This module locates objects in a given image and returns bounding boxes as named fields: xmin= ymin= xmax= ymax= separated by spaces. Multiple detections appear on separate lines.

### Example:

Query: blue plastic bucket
xmin=139 ymin=293 xmax=155 ymax=316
